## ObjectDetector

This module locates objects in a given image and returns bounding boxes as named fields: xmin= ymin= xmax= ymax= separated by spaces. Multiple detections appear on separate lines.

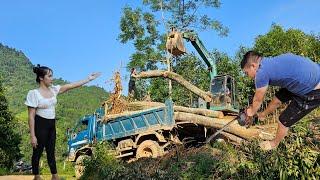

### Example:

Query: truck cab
xmin=67 ymin=108 xmax=104 ymax=161
xmin=67 ymin=117 xmax=92 ymax=161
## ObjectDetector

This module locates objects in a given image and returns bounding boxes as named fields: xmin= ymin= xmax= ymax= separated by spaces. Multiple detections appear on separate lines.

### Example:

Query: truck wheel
xmin=75 ymin=155 xmax=90 ymax=179
xmin=136 ymin=140 xmax=164 ymax=159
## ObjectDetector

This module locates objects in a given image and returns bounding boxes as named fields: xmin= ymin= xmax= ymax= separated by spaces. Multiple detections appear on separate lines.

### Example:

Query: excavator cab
xmin=210 ymin=75 xmax=239 ymax=112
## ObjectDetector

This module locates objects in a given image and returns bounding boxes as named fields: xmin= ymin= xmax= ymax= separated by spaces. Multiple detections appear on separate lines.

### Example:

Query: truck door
xmin=88 ymin=115 xmax=97 ymax=144
xmin=69 ymin=117 xmax=90 ymax=149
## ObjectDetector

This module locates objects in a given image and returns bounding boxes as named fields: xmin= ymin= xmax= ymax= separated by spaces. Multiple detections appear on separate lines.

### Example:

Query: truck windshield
xmin=74 ymin=119 xmax=88 ymax=134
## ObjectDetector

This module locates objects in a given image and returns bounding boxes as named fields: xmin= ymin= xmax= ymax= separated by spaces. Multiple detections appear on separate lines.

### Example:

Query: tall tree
xmin=254 ymin=24 xmax=320 ymax=62
xmin=0 ymin=79 xmax=21 ymax=170
xmin=219 ymin=25 xmax=320 ymax=107
xmin=119 ymin=0 xmax=228 ymax=105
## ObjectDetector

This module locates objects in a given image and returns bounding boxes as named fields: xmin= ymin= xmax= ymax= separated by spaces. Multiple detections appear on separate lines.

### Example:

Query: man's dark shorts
xmin=275 ymin=88 xmax=320 ymax=127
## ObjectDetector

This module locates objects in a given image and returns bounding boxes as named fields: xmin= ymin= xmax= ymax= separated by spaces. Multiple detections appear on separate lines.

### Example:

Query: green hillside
xmin=0 ymin=43 xmax=36 ymax=114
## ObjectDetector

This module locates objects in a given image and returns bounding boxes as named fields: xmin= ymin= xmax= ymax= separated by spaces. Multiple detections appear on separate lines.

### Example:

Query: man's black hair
xmin=241 ymin=51 xmax=262 ymax=69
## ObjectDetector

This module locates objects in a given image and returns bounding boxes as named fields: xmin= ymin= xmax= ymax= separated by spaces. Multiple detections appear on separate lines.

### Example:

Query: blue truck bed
xmin=97 ymin=99 xmax=174 ymax=140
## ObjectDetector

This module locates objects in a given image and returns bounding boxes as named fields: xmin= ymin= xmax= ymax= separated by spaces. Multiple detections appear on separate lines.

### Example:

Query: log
xmin=127 ymin=101 xmax=224 ymax=118
xmin=105 ymin=101 xmax=273 ymax=140
xmin=174 ymin=105 xmax=224 ymax=118
xmin=127 ymin=101 xmax=165 ymax=111
xmin=174 ymin=112 xmax=263 ymax=140
xmin=132 ymin=70 xmax=213 ymax=102
xmin=220 ymin=132 xmax=244 ymax=144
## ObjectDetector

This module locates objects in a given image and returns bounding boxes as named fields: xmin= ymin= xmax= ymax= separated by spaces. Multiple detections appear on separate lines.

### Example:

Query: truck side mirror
xmin=66 ymin=128 xmax=70 ymax=137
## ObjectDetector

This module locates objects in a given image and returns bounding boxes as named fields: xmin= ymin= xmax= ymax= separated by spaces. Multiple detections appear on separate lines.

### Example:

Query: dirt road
xmin=0 ymin=175 xmax=75 ymax=180
xmin=0 ymin=176 xmax=33 ymax=180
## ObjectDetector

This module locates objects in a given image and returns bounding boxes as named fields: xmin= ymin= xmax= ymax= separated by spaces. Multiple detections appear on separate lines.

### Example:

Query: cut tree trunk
xmin=174 ymin=112 xmax=269 ymax=140
xmin=132 ymin=70 xmax=212 ymax=102
xmin=174 ymin=106 xmax=224 ymax=118
xmin=220 ymin=132 xmax=244 ymax=144
xmin=127 ymin=101 xmax=165 ymax=111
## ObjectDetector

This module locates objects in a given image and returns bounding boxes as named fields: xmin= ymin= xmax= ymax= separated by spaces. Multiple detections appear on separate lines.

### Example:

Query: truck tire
xmin=136 ymin=140 xmax=164 ymax=159
xmin=75 ymin=155 xmax=90 ymax=180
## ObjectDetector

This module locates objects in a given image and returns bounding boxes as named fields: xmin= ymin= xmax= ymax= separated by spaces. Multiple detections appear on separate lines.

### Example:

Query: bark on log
xmin=220 ymin=132 xmax=244 ymax=144
xmin=127 ymin=101 xmax=165 ymax=111
xmin=174 ymin=106 xmax=224 ymax=118
xmin=127 ymin=101 xmax=224 ymax=118
xmin=132 ymin=70 xmax=212 ymax=102
xmin=174 ymin=112 xmax=263 ymax=140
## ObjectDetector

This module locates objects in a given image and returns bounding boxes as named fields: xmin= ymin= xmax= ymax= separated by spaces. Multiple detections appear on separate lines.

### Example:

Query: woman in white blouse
xmin=25 ymin=64 xmax=100 ymax=180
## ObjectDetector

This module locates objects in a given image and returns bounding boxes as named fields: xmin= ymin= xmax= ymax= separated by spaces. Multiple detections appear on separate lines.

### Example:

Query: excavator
xmin=165 ymin=28 xmax=267 ymax=141
xmin=166 ymin=28 xmax=239 ymax=113
xmin=131 ymin=28 xmax=274 ymax=144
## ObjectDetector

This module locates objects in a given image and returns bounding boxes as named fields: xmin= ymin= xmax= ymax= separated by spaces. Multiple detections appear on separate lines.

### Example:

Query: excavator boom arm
xmin=182 ymin=31 xmax=217 ymax=79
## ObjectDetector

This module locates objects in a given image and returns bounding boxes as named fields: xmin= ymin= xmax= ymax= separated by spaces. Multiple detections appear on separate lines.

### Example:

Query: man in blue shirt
xmin=241 ymin=51 xmax=320 ymax=150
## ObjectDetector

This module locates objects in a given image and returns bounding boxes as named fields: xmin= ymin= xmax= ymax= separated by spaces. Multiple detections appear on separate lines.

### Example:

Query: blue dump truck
xmin=67 ymin=99 xmax=179 ymax=178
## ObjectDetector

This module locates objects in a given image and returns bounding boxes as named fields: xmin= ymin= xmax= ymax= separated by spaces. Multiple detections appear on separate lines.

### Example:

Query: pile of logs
xmin=103 ymin=101 xmax=275 ymax=143
xmin=102 ymin=69 xmax=275 ymax=144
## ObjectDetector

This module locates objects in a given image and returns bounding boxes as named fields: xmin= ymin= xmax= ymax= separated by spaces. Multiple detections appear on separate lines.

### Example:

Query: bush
xmin=81 ymin=142 xmax=124 ymax=180
xmin=0 ymin=167 xmax=8 ymax=176
xmin=0 ymin=79 xmax=21 ymax=170
xmin=234 ymin=120 xmax=320 ymax=180
xmin=80 ymin=121 xmax=319 ymax=180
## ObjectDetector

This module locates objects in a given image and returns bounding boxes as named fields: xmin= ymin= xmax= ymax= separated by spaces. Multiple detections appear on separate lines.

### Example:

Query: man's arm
xmin=259 ymin=96 xmax=282 ymax=117
xmin=247 ymin=86 xmax=268 ymax=116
